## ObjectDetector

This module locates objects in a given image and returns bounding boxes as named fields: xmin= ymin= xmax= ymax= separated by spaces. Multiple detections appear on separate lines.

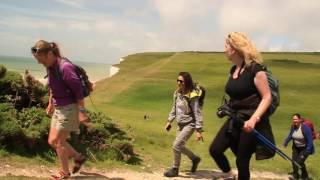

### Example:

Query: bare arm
xmin=46 ymin=89 xmax=54 ymax=116
xmin=243 ymin=71 xmax=272 ymax=132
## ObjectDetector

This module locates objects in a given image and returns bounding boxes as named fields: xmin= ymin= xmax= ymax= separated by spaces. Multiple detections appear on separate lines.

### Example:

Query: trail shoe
xmin=51 ymin=171 xmax=71 ymax=179
xmin=212 ymin=171 xmax=236 ymax=180
xmin=288 ymin=175 xmax=299 ymax=180
xmin=191 ymin=156 xmax=201 ymax=173
xmin=164 ymin=167 xmax=179 ymax=177
xmin=72 ymin=154 xmax=87 ymax=174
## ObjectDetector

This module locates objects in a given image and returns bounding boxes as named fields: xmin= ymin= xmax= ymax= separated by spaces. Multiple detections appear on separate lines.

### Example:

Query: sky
xmin=0 ymin=0 xmax=319 ymax=64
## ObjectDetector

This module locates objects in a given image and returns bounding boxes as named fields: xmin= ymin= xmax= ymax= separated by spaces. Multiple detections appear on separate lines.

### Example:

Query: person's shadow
xmin=69 ymin=171 xmax=125 ymax=180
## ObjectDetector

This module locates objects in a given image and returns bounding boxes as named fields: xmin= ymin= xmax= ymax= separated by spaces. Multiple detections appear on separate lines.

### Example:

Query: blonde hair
xmin=226 ymin=32 xmax=262 ymax=66
xmin=32 ymin=40 xmax=62 ymax=58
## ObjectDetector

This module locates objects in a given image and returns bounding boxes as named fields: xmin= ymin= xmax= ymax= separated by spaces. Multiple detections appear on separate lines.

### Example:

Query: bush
xmin=71 ymin=111 xmax=139 ymax=164
xmin=0 ymin=64 xmax=6 ymax=78
xmin=0 ymin=69 xmax=138 ymax=162
xmin=0 ymin=107 xmax=139 ymax=163
xmin=0 ymin=112 xmax=23 ymax=145
xmin=0 ymin=103 xmax=17 ymax=115
xmin=0 ymin=71 xmax=24 ymax=94
xmin=24 ymin=70 xmax=48 ymax=107
xmin=0 ymin=71 xmax=26 ymax=109
xmin=0 ymin=68 xmax=48 ymax=109
xmin=17 ymin=107 xmax=50 ymax=150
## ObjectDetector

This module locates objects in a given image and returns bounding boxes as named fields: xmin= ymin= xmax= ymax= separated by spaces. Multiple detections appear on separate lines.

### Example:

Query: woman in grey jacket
xmin=164 ymin=72 xmax=203 ymax=177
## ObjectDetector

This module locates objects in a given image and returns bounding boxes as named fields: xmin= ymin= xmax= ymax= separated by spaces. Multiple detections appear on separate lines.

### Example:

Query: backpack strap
xmin=185 ymin=89 xmax=201 ymax=121
xmin=56 ymin=58 xmax=75 ymax=94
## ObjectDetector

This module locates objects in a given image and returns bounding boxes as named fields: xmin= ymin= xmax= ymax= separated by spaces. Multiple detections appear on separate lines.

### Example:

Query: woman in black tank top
xmin=209 ymin=32 xmax=275 ymax=180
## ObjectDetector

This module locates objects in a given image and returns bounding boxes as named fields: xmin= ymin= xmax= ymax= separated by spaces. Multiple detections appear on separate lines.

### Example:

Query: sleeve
xmin=303 ymin=125 xmax=314 ymax=154
xmin=229 ymin=65 xmax=236 ymax=75
xmin=61 ymin=62 xmax=84 ymax=100
xmin=283 ymin=127 xmax=293 ymax=147
xmin=168 ymin=92 xmax=177 ymax=122
xmin=252 ymin=63 xmax=265 ymax=76
xmin=190 ymin=96 xmax=203 ymax=131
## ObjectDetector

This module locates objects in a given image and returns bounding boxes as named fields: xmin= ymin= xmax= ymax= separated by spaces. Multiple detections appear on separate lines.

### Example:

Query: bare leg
xmin=55 ymin=130 xmax=72 ymax=174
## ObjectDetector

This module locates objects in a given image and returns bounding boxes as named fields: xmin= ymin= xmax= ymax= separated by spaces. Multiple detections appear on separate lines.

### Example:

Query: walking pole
xmin=253 ymin=129 xmax=302 ymax=169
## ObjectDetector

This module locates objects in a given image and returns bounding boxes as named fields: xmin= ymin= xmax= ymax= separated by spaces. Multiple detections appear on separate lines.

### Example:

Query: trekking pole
xmin=89 ymin=95 xmax=100 ymax=112
xmin=252 ymin=129 xmax=302 ymax=169
xmin=86 ymin=147 xmax=98 ymax=162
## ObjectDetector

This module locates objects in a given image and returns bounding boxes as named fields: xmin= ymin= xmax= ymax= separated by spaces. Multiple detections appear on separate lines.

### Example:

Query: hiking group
xmin=31 ymin=32 xmax=317 ymax=180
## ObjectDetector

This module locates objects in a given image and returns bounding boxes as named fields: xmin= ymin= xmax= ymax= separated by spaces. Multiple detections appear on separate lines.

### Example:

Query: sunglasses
xmin=31 ymin=47 xmax=40 ymax=54
xmin=177 ymin=79 xmax=184 ymax=83
xmin=31 ymin=47 xmax=50 ymax=54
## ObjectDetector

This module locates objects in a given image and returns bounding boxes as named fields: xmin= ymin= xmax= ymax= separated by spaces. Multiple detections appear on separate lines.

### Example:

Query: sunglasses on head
xmin=31 ymin=47 xmax=50 ymax=54
xmin=177 ymin=79 xmax=184 ymax=83
xmin=31 ymin=47 xmax=40 ymax=54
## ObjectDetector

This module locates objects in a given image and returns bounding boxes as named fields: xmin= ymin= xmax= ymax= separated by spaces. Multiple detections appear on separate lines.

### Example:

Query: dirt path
xmin=0 ymin=163 xmax=291 ymax=180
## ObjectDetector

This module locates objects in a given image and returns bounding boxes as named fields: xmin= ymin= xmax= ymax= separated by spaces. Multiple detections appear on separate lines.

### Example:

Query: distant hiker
xmin=163 ymin=72 xmax=203 ymax=177
xmin=210 ymin=32 xmax=276 ymax=180
xmin=144 ymin=114 xmax=150 ymax=120
xmin=31 ymin=40 xmax=87 ymax=179
xmin=283 ymin=113 xmax=315 ymax=180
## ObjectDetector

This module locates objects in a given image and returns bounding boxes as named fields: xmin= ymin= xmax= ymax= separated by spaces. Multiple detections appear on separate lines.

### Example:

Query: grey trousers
xmin=172 ymin=123 xmax=198 ymax=168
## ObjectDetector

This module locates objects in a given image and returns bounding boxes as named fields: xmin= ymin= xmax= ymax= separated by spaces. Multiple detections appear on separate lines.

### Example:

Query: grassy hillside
xmin=89 ymin=52 xmax=320 ymax=177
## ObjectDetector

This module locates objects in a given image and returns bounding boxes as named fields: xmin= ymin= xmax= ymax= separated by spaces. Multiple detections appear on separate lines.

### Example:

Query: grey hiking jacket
xmin=168 ymin=90 xmax=203 ymax=131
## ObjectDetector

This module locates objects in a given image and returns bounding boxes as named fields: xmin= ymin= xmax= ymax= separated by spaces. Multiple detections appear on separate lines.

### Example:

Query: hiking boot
xmin=288 ymin=174 xmax=299 ymax=180
xmin=212 ymin=171 xmax=235 ymax=180
xmin=164 ymin=167 xmax=179 ymax=177
xmin=191 ymin=156 xmax=201 ymax=173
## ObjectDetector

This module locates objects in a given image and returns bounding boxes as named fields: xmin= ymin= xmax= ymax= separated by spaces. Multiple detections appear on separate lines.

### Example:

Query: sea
xmin=0 ymin=55 xmax=112 ymax=83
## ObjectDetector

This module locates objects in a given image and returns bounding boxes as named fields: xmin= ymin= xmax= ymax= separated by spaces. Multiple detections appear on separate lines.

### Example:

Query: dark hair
xmin=292 ymin=113 xmax=302 ymax=119
xmin=178 ymin=72 xmax=195 ymax=93
xmin=31 ymin=40 xmax=62 ymax=57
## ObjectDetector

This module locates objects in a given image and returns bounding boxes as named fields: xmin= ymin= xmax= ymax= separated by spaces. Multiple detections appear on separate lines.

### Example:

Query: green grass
xmin=1 ymin=52 xmax=319 ymax=178
xmin=88 ymin=51 xmax=320 ymax=177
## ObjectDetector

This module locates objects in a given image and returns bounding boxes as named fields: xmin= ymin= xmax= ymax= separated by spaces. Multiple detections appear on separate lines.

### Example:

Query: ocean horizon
xmin=0 ymin=55 xmax=113 ymax=83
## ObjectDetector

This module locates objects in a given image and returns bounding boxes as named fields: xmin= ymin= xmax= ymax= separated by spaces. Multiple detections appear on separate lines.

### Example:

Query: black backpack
xmin=194 ymin=84 xmax=206 ymax=108
xmin=58 ymin=58 xmax=93 ymax=97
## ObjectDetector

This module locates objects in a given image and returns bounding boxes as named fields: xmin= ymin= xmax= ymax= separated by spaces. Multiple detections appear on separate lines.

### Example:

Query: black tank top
xmin=225 ymin=63 xmax=264 ymax=100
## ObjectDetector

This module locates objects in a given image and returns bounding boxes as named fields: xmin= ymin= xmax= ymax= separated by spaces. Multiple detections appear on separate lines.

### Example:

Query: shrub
xmin=0 ymin=112 xmax=23 ymax=146
xmin=0 ymin=64 xmax=6 ymax=78
xmin=24 ymin=70 xmax=48 ymax=107
xmin=0 ymin=71 xmax=24 ymax=93
xmin=0 ymin=103 xmax=17 ymax=116
xmin=71 ymin=111 xmax=139 ymax=164
xmin=17 ymin=107 xmax=50 ymax=150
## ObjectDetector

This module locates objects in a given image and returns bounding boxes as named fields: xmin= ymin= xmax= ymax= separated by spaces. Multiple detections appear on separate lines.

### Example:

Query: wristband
xmin=79 ymin=107 xmax=86 ymax=113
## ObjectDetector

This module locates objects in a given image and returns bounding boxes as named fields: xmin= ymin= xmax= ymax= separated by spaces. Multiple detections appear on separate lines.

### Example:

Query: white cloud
xmin=54 ymin=0 xmax=87 ymax=9
xmin=217 ymin=0 xmax=320 ymax=51
xmin=0 ymin=16 xmax=58 ymax=30
xmin=0 ymin=0 xmax=320 ymax=63
xmin=69 ymin=21 xmax=91 ymax=31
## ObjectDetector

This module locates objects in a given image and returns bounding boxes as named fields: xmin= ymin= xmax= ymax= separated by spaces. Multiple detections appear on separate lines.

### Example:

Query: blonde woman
xmin=31 ymin=40 xmax=87 ymax=179
xmin=209 ymin=32 xmax=275 ymax=180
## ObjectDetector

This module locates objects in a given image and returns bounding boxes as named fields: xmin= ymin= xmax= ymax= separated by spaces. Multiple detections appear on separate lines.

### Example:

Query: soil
xmin=0 ymin=163 xmax=291 ymax=180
